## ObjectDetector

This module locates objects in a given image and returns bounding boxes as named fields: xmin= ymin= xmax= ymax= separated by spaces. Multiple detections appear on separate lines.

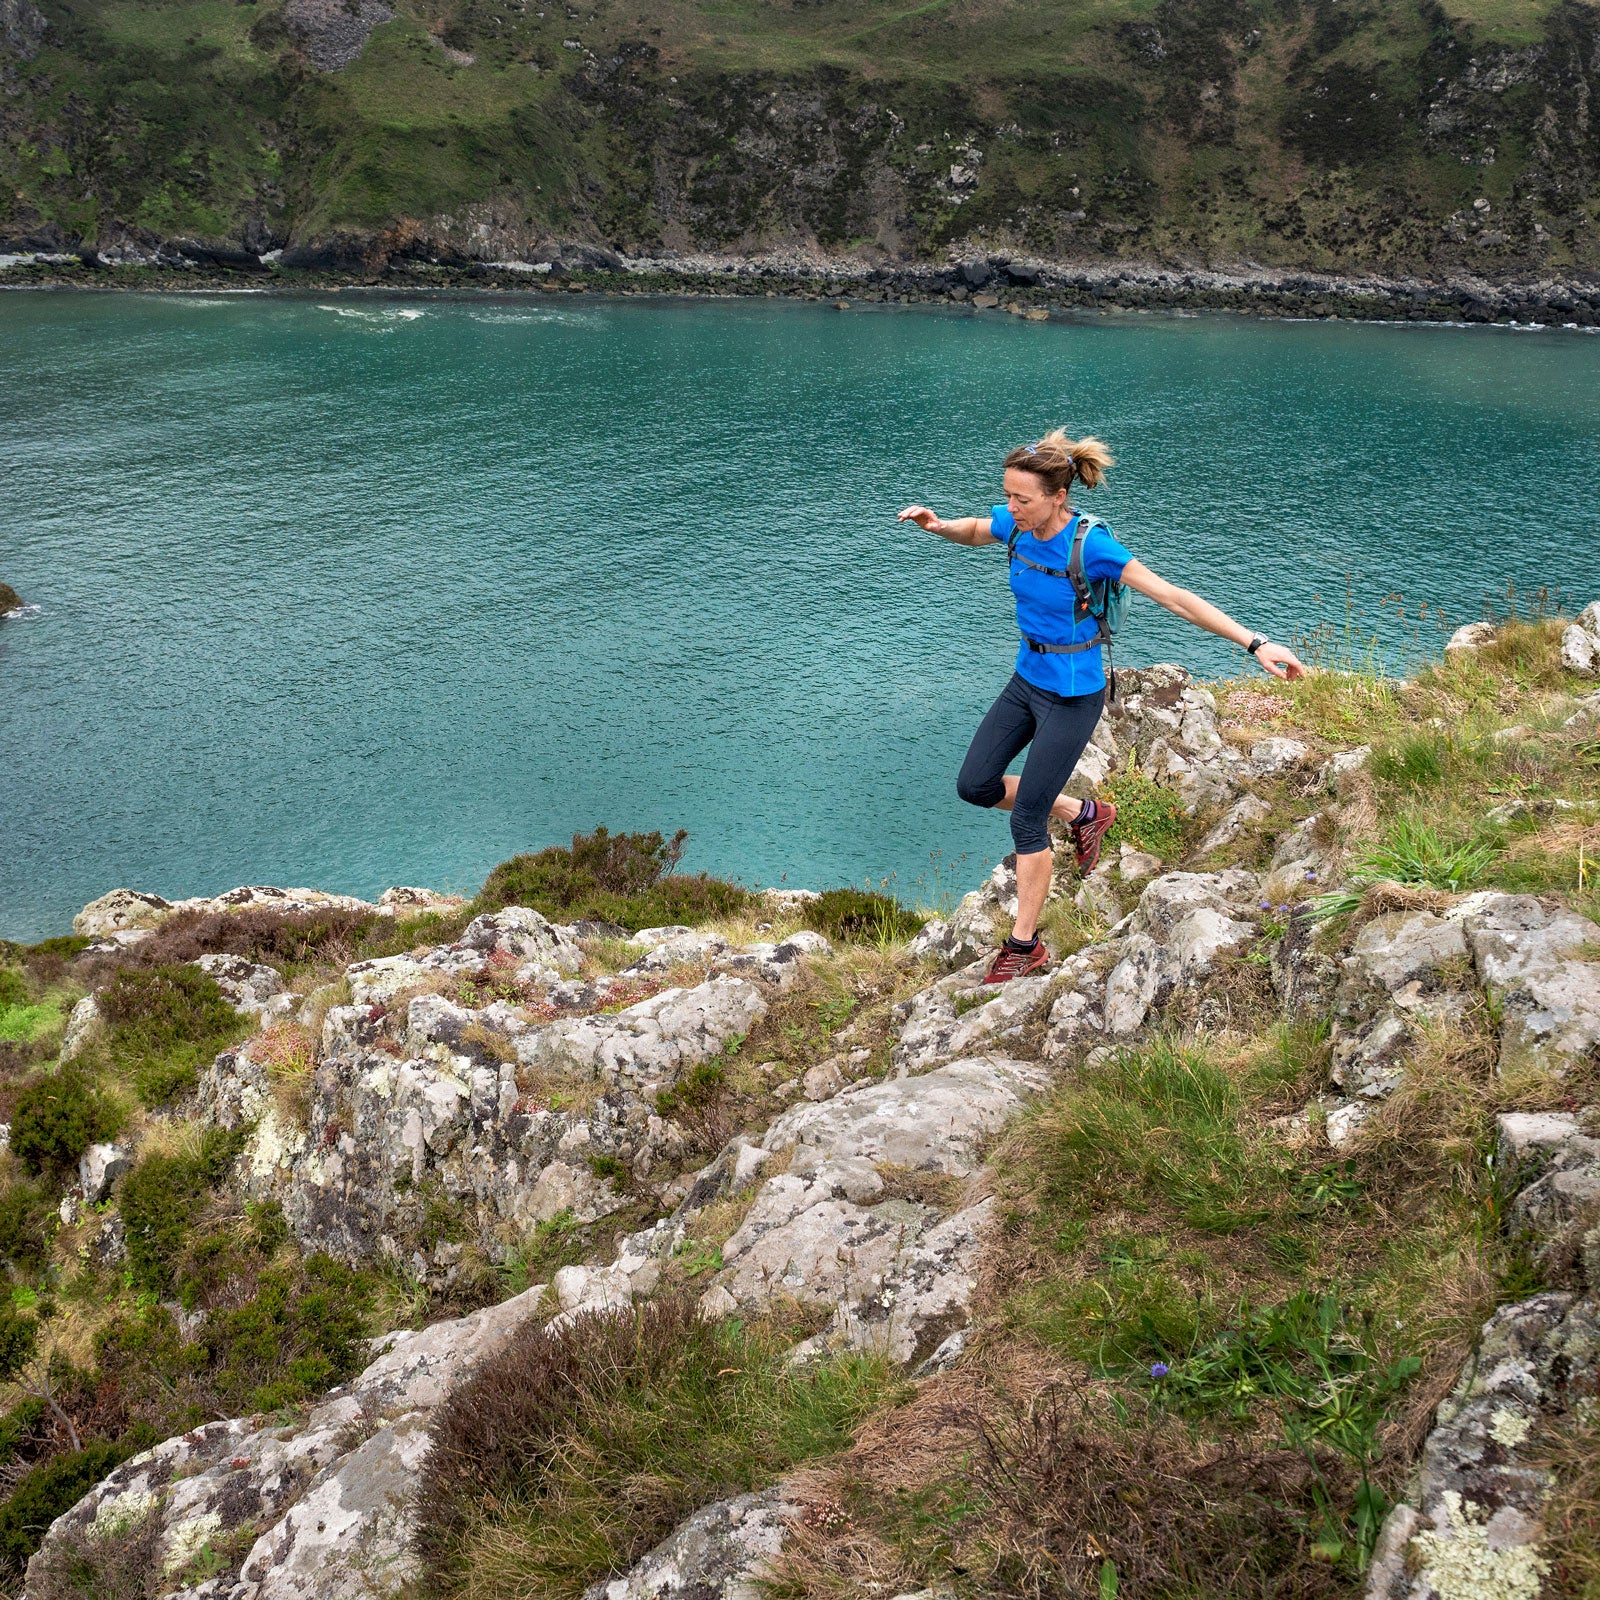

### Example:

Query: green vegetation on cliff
xmin=2 ymin=0 xmax=1597 ymax=276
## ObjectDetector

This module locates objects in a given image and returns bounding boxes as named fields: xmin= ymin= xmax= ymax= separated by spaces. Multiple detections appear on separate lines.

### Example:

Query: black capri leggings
xmin=957 ymin=673 xmax=1106 ymax=855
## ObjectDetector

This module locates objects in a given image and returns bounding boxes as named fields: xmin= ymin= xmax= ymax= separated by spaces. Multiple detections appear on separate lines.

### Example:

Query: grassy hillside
xmin=1 ymin=0 xmax=1597 ymax=275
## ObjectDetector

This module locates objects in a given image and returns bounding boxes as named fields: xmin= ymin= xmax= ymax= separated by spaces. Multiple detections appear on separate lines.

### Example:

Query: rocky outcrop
xmin=0 ymin=0 xmax=44 ymax=60
xmin=26 ymin=1281 xmax=552 ymax=1600
xmin=1368 ymin=1109 xmax=1600 ymax=1598
xmin=281 ymin=0 xmax=393 ymax=70
xmin=202 ymin=915 xmax=831 ymax=1273
xmin=72 ymin=883 xmax=463 ymax=939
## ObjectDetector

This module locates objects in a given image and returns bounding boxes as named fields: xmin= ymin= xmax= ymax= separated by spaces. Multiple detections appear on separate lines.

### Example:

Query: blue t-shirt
xmin=991 ymin=505 xmax=1133 ymax=697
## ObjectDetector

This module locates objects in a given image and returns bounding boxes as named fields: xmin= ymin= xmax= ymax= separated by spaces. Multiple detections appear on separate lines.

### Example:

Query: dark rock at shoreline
xmin=0 ymin=582 xmax=24 ymax=614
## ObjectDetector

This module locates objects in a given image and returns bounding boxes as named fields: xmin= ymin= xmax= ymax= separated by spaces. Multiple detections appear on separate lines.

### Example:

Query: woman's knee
xmin=956 ymin=769 xmax=1006 ymax=810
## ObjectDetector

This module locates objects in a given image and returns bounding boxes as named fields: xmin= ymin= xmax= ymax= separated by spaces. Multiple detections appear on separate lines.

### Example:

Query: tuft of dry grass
xmin=1535 ymin=1406 xmax=1600 ymax=1598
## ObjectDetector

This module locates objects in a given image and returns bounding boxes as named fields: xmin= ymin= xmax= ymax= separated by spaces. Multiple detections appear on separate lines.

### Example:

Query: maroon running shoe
xmin=982 ymin=940 xmax=1052 ymax=985
xmin=1070 ymin=800 xmax=1117 ymax=876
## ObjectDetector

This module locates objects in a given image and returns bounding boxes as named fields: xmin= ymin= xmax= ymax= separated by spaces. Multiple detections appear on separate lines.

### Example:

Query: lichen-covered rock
xmin=582 ymin=1487 xmax=798 ymax=1600
xmin=760 ymin=1054 xmax=1049 ymax=1173
xmin=1368 ymin=1292 xmax=1597 ymax=1600
xmin=194 ymin=953 xmax=286 ymax=1016
xmin=24 ymin=1283 xmax=551 ymax=1600
xmin=891 ymin=970 xmax=1054 ymax=1075
xmin=78 ymin=1141 xmax=129 ymax=1203
xmin=1453 ymin=893 xmax=1600 ymax=1077
xmin=1445 ymin=620 xmax=1499 ymax=654
xmin=527 ymin=977 xmax=769 ymax=1100
xmin=58 ymin=993 xmax=102 ymax=1062
xmin=1194 ymin=793 xmax=1271 ymax=856
xmin=72 ymin=888 xmax=174 ymax=937
xmin=460 ymin=905 xmax=583 ymax=970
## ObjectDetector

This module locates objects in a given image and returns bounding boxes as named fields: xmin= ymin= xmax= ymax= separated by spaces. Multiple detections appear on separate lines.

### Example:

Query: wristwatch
xmin=1246 ymin=635 xmax=1267 ymax=655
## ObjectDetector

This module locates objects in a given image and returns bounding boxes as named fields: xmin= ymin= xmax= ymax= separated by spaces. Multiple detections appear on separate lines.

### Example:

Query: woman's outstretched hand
xmin=897 ymin=505 xmax=944 ymax=533
xmin=1255 ymin=641 xmax=1307 ymax=681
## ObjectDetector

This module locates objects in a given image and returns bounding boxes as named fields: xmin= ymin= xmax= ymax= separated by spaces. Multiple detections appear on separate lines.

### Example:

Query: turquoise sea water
xmin=3 ymin=291 xmax=1598 ymax=941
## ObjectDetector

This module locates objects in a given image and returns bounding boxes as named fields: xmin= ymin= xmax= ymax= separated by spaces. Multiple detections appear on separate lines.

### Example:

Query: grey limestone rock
xmin=194 ymin=953 xmax=286 ymax=1016
xmin=1194 ymin=793 xmax=1271 ymax=857
xmin=78 ymin=1142 xmax=130 ymax=1203
xmin=1559 ymin=600 xmax=1600 ymax=677
xmin=58 ymin=993 xmax=102 ymax=1062
xmin=1452 ymin=893 xmax=1600 ymax=1077
xmin=1445 ymin=620 xmax=1499 ymax=654
xmin=891 ymin=970 xmax=1054 ymax=1076
xmin=582 ymin=1487 xmax=798 ymax=1600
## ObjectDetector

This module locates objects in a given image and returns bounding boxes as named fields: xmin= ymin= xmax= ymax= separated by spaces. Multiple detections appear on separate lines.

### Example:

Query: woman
xmin=899 ymin=430 xmax=1305 ymax=985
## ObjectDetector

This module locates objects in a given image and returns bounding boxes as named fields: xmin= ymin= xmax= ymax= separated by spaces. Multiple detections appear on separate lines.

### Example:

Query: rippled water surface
xmin=3 ymin=291 xmax=1598 ymax=939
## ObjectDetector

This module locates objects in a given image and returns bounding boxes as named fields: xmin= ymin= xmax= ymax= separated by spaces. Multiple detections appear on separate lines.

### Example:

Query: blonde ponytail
xmin=1003 ymin=429 xmax=1114 ymax=493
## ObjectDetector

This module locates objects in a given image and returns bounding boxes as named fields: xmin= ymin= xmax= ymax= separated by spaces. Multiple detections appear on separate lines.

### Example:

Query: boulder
xmin=78 ymin=1142 xmax=129 ymax=1202
xmin=1444 ymin=620 xmax=1498 ymax=654
xmin=1559 ymin=599 xmax=1600 ymax=677
xmin=72 ymin=888 xmax=172 ymax=937
xmin=461 ymin=906 xmax=582 ymax=971
xmin=193 ymin=953 xmax=286 ymax=1015
xmin=582 ymin=1487 xmax=798 ymax=1600
xmin=1452 ymin=893 xmax=1600 ymax=1077
xmin=0 ymin=580 xmax=24 ymax=613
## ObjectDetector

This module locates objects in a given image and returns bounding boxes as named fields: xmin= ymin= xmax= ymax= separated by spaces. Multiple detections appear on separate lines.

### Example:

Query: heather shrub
xmin=474 ymin=827 xmax=752 ymax=932
xmin=119 ymin=1130 xmax=244 ymax=1293
xmin=125 ymin=906 xmax=377 ymax=970
xmin=0 ymin=1440 xmax=146 ymax=1576
xmin=99 ymin=964 xmax=249 ymax=1107
xmin=9 ymin=1069 xmax=119 ymax=1177
xmin=0 ymin=1181 xmax=51 ymax=1271
xmin=802 ymin=887 xmax=922 ymax=944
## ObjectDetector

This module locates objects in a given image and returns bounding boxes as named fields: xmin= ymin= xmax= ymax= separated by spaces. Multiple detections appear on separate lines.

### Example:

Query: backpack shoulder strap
xmin=1065 ymin=513 xmax=1094 ymax=613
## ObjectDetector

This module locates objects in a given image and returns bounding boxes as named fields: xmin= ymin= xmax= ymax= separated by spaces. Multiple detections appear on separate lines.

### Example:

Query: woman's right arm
xmin=896 ymin=506 xmax=997 ymax=546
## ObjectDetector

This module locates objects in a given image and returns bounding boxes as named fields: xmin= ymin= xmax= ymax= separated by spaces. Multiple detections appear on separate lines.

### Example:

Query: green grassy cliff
xmin=2 ymin=0 xmax=1597 ymax=279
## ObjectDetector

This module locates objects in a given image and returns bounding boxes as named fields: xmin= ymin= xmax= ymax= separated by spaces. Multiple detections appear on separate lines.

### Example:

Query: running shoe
xmin=1070 ymin=800 xmax=1117 ymax=876
xmin=982 ymin=940 xmax=1051 ymax=985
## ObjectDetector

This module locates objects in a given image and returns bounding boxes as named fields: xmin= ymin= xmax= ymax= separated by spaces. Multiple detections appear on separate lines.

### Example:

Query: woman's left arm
xmin=1118 ymin=559 xmax=1307 ymax=681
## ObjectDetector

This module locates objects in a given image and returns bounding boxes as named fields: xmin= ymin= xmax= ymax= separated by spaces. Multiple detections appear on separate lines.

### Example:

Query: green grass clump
xmin=1100 ymin=763 xmax=1186 ymax=861
xmin=416 ymin=1295 xmax=898 ymax=1600
xmin=802 ymin=888 xmax=923 ymax=945
xmin=474 ymin=827 xmax=754 ymax=933
xmin=99 ymin=964 xmax=251 ymax=1107
xmin=9 ymin=1069 xmax=120 ymax=1179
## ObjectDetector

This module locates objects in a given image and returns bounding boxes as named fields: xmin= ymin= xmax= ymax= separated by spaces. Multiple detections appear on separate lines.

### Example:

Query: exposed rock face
xmin=189 ymin=913 xmax=839 ymax=1280
xmin=1445 ymin=619 xmax=1498 ymax=654
xmin=718 ymin=1054 xmax=1048 ymax=1363
xmin=282 ymin=0 xmax=393 ymax=70
xmin=0 ymin=578 xmax=26 ymax=612
xmin=1368 ymin=1108 xmax=1600 ymax=1597
xmin=1453 ymin=892 xmax=1600 ymax=1077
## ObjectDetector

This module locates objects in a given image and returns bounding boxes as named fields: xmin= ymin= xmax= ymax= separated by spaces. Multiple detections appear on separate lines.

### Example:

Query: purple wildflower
xmin=1150 ymin=1362 xmax=1170 ymax=1379
xmin=1260 ymin=900 xmax=1271 ymax=910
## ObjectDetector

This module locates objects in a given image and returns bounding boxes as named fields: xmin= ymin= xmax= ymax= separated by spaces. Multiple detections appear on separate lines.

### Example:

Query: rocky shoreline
xmin=4 ymin=241 xmax=1599 ymax=328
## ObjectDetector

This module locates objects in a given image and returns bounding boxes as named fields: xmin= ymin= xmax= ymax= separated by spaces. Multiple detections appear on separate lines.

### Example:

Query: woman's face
xmin=1003 ymin=467 xmax=1065 ymax=533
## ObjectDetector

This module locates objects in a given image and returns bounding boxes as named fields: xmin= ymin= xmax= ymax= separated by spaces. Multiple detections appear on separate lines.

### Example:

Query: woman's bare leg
xmin=990 ymin=778 xmax=1084 ymax=940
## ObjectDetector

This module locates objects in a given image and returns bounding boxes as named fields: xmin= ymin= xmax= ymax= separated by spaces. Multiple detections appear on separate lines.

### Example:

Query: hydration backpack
xmin=1006 ymin=510 xmax=1126 ymax=699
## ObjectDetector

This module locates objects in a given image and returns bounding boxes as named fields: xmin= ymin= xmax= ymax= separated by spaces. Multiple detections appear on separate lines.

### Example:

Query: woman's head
xmin=1001 ymin=429 xmax=1114 ymax=531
